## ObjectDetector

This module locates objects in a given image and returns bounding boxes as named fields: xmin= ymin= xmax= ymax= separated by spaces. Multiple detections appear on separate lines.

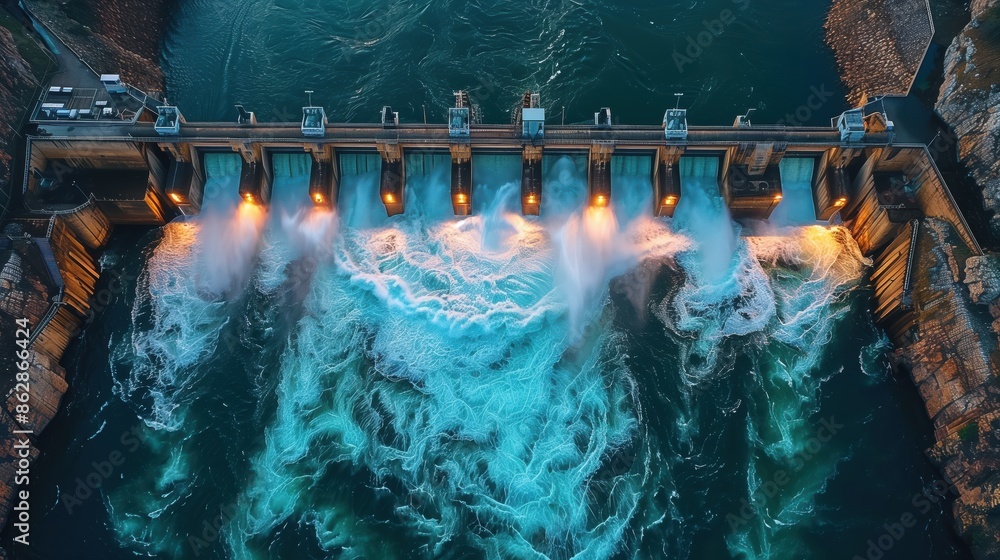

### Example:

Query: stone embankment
xmin=936 ymin=0 xmax=1000 ymax=238
xmin=23 ymin=0 xmax=175 ymax=92
xmin=0 ymin=207 xmax=110 ymax=557
xmin=880 ymin=216 xmax=1000 ymax=560
xmin=0 ymin=23 xmax=42 ymax=206
xmin=824 ymin=0 xmax=934 ymax=104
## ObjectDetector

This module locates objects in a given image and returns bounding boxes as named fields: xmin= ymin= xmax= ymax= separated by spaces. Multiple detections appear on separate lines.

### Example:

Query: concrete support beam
xmin=157 ymin=142 xmax=191 ymax=163
xmin=449 ymin=143 xmax=471 ymax=163
xmin=377 ymin=141 xmax=403 ymax=163
xmin=660 ymin=145 xmax=684 ymax=167
xmin=654 ymin=146 xmax=682 ymax=217
xmin=305 ymin=144 xmax=334 ymax=164
xmin=589 ymin=142 xmax=614 ymax=207
xmin=231 ymin=141 xmax=260 ymax=164
xmin=451 ymin=142 xmax=472 ymax=215
xmin=521 ymin=146 xmax=543 ymax=215
xmin=309 ymin=158 xmax=338 ymax=208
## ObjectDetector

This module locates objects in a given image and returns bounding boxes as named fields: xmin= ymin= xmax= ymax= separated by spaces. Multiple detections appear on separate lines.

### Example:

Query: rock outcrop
xmin=825 ymin=0 xmax=1000 ymax=555
xmin=928 ymin=5 xmax=1000 ymax=554
xmin=966 ymin=254 xmax=1000 ymax=305
xmin=825 ymin=0 xmax=934 ymax=104
xmin=0 ymin=211 xmax=108 ymax=551
xmin=896 ymin=219 xmax=1000 ymax=559
xmin=0 ymin=25 xmax=40 ymax=196
xmin=936 ymin=1 xmax=1000 ymax=238
xmin=0 ymin=3 xmax=172 ymax=539
xmin=928 ymin=408 xmax=1000 ymax=559
xmin=23 ymin=0 xmax=175 ymax=92
xmin=0 ymin=227 xmax=64 ymax=535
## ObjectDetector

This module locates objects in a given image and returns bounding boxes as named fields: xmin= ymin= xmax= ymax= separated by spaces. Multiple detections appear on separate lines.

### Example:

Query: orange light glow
xmin=314 ymin=193 xmax=324 ymax=203
xmin=583 ymin=204 xmax=615 ymax=236
xmin=169 ymin=193 xmax=182 ymax=203
xmin=384 ymin=193 xmax=396 ymax=204
xmin=593 ymin=194 xmax=608 ymax=207
xmin=238 ymin=199 xmax=266 ymax=220
xmin=526 ymin=194 xmax=537 ymax=205
xmin=663 ymin=196 xmax=677 ymax=205
xmin=243 ymin=193 xmax=255 ymax=203
xmin=456 ymin=193 xmax=468 ymax=204
xmin=773 ymin=194 xmax=783 ymax=201
xmin=834 ymin=197 xmax=847 ymax=207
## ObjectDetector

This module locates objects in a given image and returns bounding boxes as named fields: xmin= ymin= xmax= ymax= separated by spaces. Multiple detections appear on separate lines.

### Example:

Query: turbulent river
xmin=10 ymin=0 xmax=975 ymax=559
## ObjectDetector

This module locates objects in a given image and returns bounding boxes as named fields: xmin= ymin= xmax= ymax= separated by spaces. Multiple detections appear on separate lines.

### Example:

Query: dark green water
xmin=6 ymin=1 xmax=976 ymax=559
xmin=161 ymin=0 xmax=847 ymax=125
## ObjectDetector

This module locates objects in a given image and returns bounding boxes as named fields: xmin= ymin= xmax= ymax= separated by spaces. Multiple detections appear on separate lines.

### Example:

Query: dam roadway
xmin=23 ymin=96 xmax=903 ymax=225
xmin=34 ymin=121 xmax=859 ymax=148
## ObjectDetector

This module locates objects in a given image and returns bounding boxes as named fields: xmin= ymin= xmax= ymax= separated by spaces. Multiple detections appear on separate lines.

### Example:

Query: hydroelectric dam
xmin=20 ymin=91 xmax=915 ymax=223
xmin=3 ymin=0 xmax=996 ymax=554
xmin=13 ymin=88 xmax=982 ymax=343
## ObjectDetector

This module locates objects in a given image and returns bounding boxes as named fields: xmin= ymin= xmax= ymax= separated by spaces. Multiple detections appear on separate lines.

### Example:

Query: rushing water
xmin=10 ymin=1 xmax=975 ymax=559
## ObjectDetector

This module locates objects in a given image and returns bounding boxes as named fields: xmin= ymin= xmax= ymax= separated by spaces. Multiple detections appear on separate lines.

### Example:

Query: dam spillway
xmin=25 ymin=92 xmax=902 ymax=225
xmin=16 ymin=88 xmax=983 ymax=324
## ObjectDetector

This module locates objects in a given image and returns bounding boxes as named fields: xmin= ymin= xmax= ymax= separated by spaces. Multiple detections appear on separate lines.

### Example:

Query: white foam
xmin=220 ymin=157 xmax=693 ymax=558
xmin=110 ymin=152 xmax=870 ymax=559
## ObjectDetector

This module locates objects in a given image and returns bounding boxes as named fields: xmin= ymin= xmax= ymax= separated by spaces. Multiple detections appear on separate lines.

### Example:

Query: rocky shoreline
xmin=936 ymin=0 xmax=1000 ymax=238
xmin=22 ymin=0 xmax=174 ymax=93
xmin=828 ymin=0 xmax=1000 ymax=557
xmin=902 ymin=218 xmax=1000 ymax=559
xmin=0 ymin=211 xmax=109 ymax=557
xmin=927 ymin=1 xmax=1000 ymax=557
xmin=0 ymin=14 xmax=45 ymax=210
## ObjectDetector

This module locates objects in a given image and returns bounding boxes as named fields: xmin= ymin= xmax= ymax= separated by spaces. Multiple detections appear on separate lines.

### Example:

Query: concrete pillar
xmin=238 ymin=158 xmax=265 ymax=205
xmin=231 ymin=141 xmax=260 ymax=164
xmin=378 ymin=141 xmax=405 ymax=216
xmin=521 ymin=145 xmax=543 ymax=215
xmin=653 ymin=146 xmax=682 ymax=217
xmin=588 ymin=142 xmax=613 ymax=207
xmin=450 ymin=143 xmax=472 ymax=216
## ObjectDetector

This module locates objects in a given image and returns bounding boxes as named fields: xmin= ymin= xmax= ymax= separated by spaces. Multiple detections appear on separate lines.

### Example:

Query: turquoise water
xmin=10 ymin=1 xmax=974 ymax=559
